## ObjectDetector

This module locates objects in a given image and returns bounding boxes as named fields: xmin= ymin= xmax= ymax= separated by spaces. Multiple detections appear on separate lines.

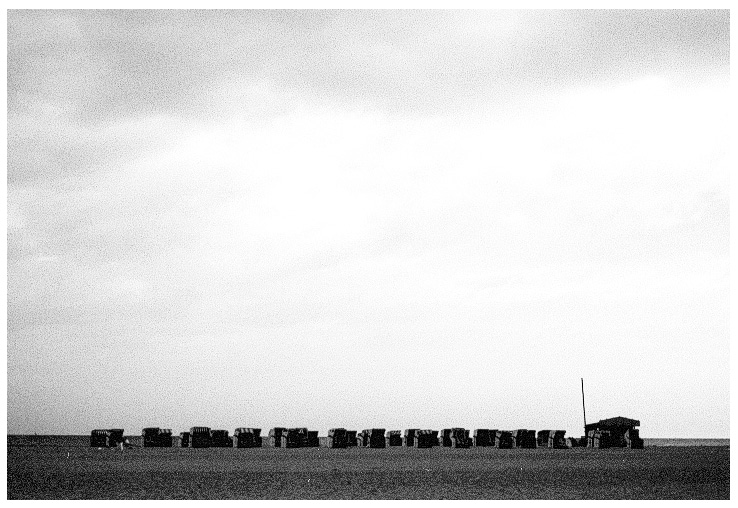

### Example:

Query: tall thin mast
xmin=581 ymin=378 xmax=587 ymax=432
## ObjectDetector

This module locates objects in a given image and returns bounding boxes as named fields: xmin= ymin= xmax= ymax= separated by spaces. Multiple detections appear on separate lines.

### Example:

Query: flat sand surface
xmin=7 ymin=443 xmax=729 ymax=499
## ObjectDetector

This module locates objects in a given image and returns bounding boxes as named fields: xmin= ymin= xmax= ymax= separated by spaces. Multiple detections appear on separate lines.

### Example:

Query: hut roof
xmin=585 ymin=416 xmax=640 ymax=432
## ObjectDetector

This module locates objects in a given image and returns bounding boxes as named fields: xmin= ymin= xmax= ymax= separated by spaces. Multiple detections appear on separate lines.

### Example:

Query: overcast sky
xmin=7 ymin=10 xmax=729 ymax=437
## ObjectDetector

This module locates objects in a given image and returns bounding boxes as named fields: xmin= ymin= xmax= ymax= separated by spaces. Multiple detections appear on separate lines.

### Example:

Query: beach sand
xmin=7 ymin=438 xmax=729 ymax=499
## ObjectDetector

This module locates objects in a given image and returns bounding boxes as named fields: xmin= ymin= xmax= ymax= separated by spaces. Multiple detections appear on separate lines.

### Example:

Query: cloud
xmin=9 ymin=10 xmax=729 ymax=122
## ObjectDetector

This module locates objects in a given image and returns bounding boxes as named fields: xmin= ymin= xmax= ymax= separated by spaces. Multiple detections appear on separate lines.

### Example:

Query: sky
xmin=6 ymin=9 xmax=730 ymax=438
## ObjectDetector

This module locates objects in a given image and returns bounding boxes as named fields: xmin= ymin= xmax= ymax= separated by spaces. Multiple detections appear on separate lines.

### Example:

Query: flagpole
xmin=581 ymin=378 xmax=587 ymax=432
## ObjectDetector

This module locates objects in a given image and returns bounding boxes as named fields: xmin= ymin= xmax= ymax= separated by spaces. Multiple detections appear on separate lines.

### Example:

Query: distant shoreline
xmin=6 ymin=435 xmax=731 ymax=439
xmin=6 ymin=435 xmax=730 ymax=447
